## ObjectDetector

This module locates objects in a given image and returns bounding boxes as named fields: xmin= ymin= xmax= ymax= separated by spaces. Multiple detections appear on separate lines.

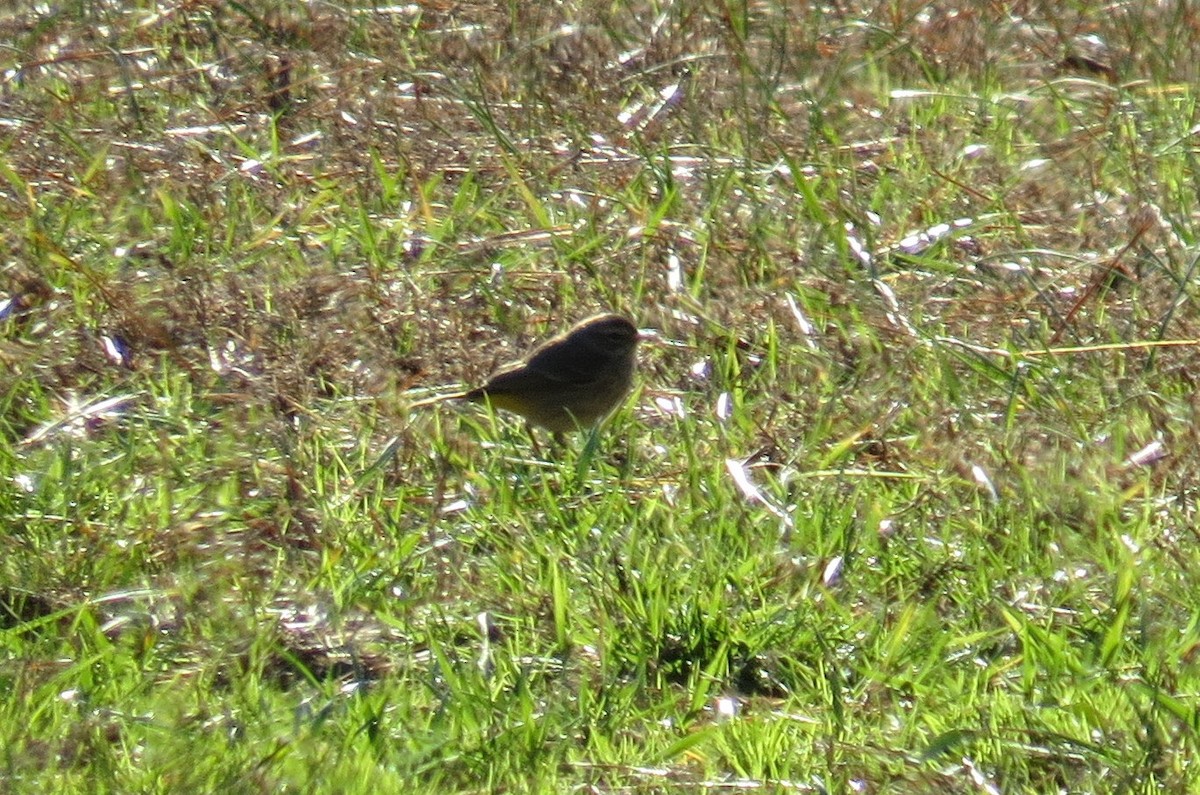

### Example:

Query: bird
xmin=413 ymin=313 xmax=642 ymax=434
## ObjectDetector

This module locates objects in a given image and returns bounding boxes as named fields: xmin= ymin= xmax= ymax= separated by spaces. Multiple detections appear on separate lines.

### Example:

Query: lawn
xmin=3 ymin=2 xmax=1200 ymax=792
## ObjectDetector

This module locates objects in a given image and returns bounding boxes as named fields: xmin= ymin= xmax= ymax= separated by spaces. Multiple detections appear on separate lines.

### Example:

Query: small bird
xmin=415 ymin=313 xmax=642 ymax=434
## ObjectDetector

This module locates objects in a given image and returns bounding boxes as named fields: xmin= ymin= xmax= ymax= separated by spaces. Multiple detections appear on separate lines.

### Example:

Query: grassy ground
xmin=3 ymin=1 xmax=1200 ymax=792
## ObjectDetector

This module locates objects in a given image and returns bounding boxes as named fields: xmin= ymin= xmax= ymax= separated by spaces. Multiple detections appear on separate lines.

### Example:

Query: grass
xmin=3 ymin=0 xmax=1200 ymax=792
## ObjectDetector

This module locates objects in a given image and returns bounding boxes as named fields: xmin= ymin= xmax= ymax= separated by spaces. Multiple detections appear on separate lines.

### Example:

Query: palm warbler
xmin=453 ymin=313 xmax=641 ymax=433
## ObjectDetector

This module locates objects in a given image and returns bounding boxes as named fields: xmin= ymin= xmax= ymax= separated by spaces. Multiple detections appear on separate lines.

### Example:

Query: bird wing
xmin=520 ymin=338 xmax=607 ymax=386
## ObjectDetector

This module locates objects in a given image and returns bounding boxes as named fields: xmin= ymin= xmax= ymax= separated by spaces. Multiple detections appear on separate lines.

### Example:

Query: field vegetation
xmin=3 ymin=1 xmax=1200 ymax=792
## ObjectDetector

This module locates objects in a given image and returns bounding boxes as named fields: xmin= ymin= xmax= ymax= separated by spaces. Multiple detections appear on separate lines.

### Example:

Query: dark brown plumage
xmin=463 ymin=313 xmax=640 ymax=433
